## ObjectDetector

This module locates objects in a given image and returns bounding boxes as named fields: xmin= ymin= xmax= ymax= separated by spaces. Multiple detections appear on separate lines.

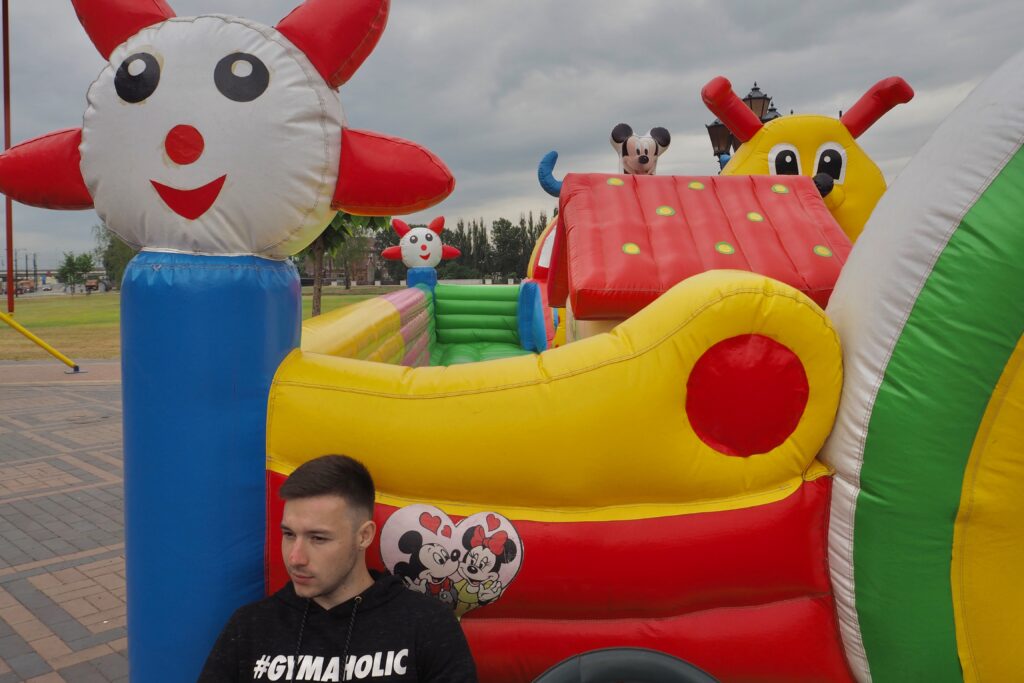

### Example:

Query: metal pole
xmin=3 ymin=0 xmax=13 ymax=313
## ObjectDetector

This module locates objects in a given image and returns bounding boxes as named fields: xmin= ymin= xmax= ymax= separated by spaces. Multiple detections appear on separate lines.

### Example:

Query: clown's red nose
xmin=165 ymin=125 xmax=205 ymax=165
xmin=421 ymin=244 xmax=428 ymax=251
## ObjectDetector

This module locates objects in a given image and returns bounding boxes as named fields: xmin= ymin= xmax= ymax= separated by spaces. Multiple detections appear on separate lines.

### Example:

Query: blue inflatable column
xmin=120 ymin=252 xmax=300 ymax=682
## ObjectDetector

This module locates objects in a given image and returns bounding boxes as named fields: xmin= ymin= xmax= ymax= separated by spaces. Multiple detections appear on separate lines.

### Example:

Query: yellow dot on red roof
xmin=813 ymin=245 xmax=833 ymax=257
xmin=622 ymin=243 xmax=641 ymax=255
xmin=715 ymin=242 xmax=735 ymax=255
xmin=688 ymin=181 xmax=705 ymax=190
xmin=747 ymin=212 xmax=764 ymax=222
xmin=655 ymin=206 xmax=676 ymax=216
xmin=607 ymin=178 xmax=625 ymax=186
xmin=771 ymin=184 xmax=790 ymax=194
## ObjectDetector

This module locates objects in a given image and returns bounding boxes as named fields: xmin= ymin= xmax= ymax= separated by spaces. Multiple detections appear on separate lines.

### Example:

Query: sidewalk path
xmin=0 ymin=361 xmax=127 ymax=682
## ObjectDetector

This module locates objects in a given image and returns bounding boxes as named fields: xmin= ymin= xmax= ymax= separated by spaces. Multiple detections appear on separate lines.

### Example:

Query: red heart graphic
xmin=441 ymin=526 xmax=452 ymax=538
xmin=486 ymin=514 xmax=500 ymax=532
xmin=419 ymin=512 xmax=441 ymax=535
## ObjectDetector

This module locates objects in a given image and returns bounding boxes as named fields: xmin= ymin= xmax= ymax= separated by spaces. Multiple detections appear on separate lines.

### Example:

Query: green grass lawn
xmin=1 ymin=286 xmax=396 ymax=361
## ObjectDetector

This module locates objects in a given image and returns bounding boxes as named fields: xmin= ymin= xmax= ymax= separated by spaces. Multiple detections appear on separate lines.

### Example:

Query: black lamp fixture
xmin=705 ymin=118 xmax=733 ymax=158
xmin=742 ymin=82 xmax=771 ymax=119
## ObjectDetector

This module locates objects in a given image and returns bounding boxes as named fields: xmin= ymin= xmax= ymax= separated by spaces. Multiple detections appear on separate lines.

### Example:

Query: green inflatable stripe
xmin=434 ymin=284 xmax=520 ymax=301
xmin=435 ymin=299 xmax=519 ymax=316
xmin=435 ymin=328 xmax=520 ymax=345
xmin=436 ymin=313 xmax=519 ymax=331
xmin=855 ymin=148 xmax=1024 ymax=680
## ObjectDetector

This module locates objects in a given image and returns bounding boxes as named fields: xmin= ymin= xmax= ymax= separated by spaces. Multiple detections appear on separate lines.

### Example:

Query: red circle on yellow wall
xmin=686 ymin=334 xmax=809 ymax=457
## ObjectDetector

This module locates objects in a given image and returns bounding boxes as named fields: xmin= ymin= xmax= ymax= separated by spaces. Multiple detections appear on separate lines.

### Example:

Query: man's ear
xmin=357 ymin=519 xmax=377 ymax=550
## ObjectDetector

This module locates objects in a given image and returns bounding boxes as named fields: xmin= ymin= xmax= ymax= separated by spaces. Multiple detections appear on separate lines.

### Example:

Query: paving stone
xmin=4 ymin=651 xmax=51 ymax=680
xmin=0 ymin=632 xmax=32 ymax=658
xmin=57 ymin=662 xmax=106 ymax=683
xmin=90 ymin=652 xmax=129 ymax=680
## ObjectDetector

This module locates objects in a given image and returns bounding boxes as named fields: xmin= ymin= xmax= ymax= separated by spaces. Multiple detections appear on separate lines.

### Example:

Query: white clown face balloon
xmin=400 ymin=226 xmax=444 ymax=268
xmin=81 ymin=16 xmax=343 ymax=258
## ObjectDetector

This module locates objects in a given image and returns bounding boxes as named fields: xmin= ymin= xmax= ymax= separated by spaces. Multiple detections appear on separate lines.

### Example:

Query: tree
xmin=490 ymin=217 xmax=521 ymax=279
xmin=374 ymin=223 xmax=404 ymax=283
xmin=298 ymin=212 xmax=390 ymax=316
xmin=57 ymin=252 xmax=95 ymax=295
xmin=93 ymin=224 xmax=137 ymax=287
xmin=334 ymin=221 xmax=374 ymax=290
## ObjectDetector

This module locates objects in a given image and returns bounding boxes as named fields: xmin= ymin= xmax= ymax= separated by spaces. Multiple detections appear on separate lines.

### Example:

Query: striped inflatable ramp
xmin=822 ymin=49 xmax=1024 ymax=682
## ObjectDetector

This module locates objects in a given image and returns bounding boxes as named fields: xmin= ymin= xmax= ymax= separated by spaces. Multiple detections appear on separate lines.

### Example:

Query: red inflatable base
xmin=266 ymin=474 xmax=852 ymax=682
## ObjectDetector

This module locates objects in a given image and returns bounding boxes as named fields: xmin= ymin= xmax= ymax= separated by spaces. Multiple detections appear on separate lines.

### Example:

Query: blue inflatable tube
xmin=120 ymin=252 xmax=300 ymax=682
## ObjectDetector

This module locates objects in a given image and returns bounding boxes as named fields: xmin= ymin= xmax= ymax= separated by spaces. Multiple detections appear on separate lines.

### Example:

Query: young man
xmin=199 ymin=455 xmax=478 ymax=682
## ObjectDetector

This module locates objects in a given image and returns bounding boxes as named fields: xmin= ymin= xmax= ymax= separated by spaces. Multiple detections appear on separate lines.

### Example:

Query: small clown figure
xmin=382 ymin=216 xmax=461 ymax=269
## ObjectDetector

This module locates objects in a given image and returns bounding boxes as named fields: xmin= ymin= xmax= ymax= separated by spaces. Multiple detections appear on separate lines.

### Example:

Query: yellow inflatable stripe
xmin=268 ymin=271 xmax=842 ymax=518
xmin=953 ymin=334 xmax=1024 ymax=682
xmin=266 ymin=458 xmax=833 ymax=521
xmin=300 ymin=297 xmax=403 ymax=360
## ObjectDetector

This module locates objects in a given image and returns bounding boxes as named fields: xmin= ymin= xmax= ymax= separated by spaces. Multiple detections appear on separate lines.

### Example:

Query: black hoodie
xmin=198 ymin=574 xmax=477 ymax=682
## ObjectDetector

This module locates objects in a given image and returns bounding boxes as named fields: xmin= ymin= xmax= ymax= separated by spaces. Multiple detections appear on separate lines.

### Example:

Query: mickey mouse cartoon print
xmin=393 ymin=517 xmax=461 ymax=606
xmin=610 ymin=123 xmax=671 ymax=175
xmin=381 ymin=505 xmax=522 ymax=618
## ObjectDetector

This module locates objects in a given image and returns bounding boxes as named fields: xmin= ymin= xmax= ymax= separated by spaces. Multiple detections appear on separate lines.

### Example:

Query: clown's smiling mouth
xmin=151 ymin=175 xmax=227 ymax=220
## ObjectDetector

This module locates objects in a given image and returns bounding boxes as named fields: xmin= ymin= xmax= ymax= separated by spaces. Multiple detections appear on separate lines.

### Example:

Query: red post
xmin=3 ymin=0 xmax=13 ymax=313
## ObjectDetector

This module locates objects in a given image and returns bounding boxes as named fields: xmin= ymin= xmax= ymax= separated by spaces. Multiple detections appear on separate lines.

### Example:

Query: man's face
xmin=281 ymin=495 xmax=375 ymax=608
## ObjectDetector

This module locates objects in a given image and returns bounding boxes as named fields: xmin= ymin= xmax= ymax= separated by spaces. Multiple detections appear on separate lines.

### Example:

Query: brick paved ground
xmin=0 ymin=362 xmax=127 ymax=682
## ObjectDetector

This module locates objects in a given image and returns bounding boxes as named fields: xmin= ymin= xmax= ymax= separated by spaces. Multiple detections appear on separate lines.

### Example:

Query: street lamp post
xmin=706 ymin=82 xmax=782 ymax=171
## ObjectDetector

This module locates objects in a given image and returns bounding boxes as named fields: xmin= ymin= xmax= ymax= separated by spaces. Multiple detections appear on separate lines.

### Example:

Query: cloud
xmin=3 ymin=0 xmax=1021 ymax=268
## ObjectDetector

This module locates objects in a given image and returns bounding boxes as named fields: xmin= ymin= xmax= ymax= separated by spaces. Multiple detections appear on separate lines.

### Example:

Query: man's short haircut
xmin=279 ymin=455 xmax=375 ymax=520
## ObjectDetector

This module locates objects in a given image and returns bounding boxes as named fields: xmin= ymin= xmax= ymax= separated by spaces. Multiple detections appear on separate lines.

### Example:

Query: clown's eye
xmin=425 ymin=233 xmax=434 ymax=242
xmin=410 ymin=236 xmax=418 ymax=244
xmin=214 ymin=53 xmax=269 ymax=102
xmin=115 ymin=53 xmax=160 ymax=103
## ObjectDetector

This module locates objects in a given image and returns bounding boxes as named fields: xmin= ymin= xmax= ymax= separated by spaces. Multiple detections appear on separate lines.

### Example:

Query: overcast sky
xmin=4 ymin=0 xmax=1022 ymax=270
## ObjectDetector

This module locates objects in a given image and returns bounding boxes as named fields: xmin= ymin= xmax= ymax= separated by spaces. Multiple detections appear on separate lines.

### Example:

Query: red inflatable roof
xmin=547 ymin=174 xmax=851 ymax=319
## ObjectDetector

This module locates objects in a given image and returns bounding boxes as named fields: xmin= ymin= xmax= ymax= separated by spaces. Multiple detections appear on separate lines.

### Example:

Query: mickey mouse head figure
xmin=394 ymin=528 xmax=461 ymax=607
xmin=381 ymin=217 xmax=461 ymax=269
xmin=610 ymin=123 xmax=671 ymax=175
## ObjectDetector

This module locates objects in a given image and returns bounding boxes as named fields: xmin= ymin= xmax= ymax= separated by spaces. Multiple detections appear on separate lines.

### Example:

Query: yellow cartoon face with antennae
xmin=703 ymin=76 xmax=913 ymax=242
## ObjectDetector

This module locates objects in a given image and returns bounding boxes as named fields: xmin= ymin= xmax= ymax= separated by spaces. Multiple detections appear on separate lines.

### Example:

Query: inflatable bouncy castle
xmin=1 ymin=0 xmax=1023 ymax=680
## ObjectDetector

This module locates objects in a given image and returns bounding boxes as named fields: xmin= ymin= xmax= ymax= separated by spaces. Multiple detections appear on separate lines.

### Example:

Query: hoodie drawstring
xmin=340 ymin=596 xmax=362 ymax=678
xmin=294 ymin=596 xmax=362 ymax=680
xmin=294 ymin=599 xmax=310 ymax=659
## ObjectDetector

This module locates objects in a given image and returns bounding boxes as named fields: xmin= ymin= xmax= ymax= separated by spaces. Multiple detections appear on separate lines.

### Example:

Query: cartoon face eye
xmin=814 ymin=143 xmax=847 ymax=184
xmin=432 ymin=549 xmax=448 ymax=565
xmin=425 ymin=233 xmax=434 ymax=242
xmin=409 ymin=235 xmax=418 ymax=244
xmin=769 ymin=143 xmax=801 ymax=175
xmin=214 ymin=53 xmax=270 ymax=102
xmin=115 ymin=53 xmax=161 ymax=103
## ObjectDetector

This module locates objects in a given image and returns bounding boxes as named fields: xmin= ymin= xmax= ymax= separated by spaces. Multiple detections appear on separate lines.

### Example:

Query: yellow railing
xmin=0 ymin=310 xmax=79 ymax=371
